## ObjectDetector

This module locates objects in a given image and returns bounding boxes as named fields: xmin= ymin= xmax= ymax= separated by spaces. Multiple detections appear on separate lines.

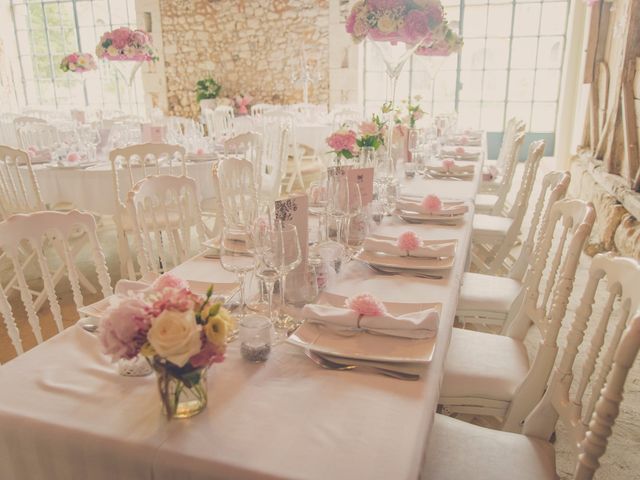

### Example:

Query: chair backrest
xmin=224 ymin=132 xmax=263 ymax=191
xmin=217 ymin=157 xmax=258 ymax=229
xmin=508 ymin=171 xmax=571 ymax=281
xmin=17 ymin=122 xmax=60 ymax=151
xmin=127 ymin=174 xmax=206 ymax=276
xmin=506 ymin=140 xmax=545 ymax=225
xmin=13 ymin=116 xmax=47 ymax=129
xmin=0 ymin=145 xmax=45 ymax=219
xmin=502 ymin=199 xmax=596 ymax=431
xmin=251 ymin=103 xmax=276 ymax=117
xmin=260 ymin=122 xmax=288 ymax=204
xmin=108 ymin=143 xmax=186 ymax=218
xmin=495 ymin=118 xmax=524 ymax=169
xmin=522 ymin=253 xmax=640 ymax=480
xmin=332 ymin=108 xmax=361 ymax=130
xmin=493 ymin=130 xmax=526 ymax=213
xmin=0 ymin=210 xmax=112 ymax=356
xmin=208 ymin=106 xmax=235 ymax=141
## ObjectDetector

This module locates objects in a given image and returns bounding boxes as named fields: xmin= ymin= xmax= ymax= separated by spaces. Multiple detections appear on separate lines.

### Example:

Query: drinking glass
xmin=340 ymin=213 xmax=369 ymax=262
xmin=263 ymin=224 xmax=302 ymax=330
xmin=219 ymin=227 xmax=256 ymax=318
xmin=308 ymin=177 xmax=329 ymax=246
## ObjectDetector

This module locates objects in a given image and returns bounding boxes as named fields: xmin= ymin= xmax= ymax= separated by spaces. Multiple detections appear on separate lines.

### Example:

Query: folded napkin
xmin=428 ymin=164 xmax=474 ymax=174
xmin=302 ymin=304 xmax=439 ymax=339
xmin=363 ymin=236 xmax=455 ymax=258
xmin=396 ymin=198 xmax=469 ymax=216
xmin=441 ymin=147 xmax=480 ymax=159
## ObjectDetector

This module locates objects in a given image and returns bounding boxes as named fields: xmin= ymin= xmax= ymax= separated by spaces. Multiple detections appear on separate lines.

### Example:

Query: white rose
xmin=147 ymin=309 xmax=202 ymax=367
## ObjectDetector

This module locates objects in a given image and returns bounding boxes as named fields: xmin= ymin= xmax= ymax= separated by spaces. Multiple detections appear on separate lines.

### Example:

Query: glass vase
xmin=360 ymin=146 xmax=376 ymax=167
xmin=154 ymin=366 xmax=208 ymax=420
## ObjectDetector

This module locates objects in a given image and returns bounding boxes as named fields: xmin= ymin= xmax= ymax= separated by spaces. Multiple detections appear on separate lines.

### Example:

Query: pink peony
xmin=110 ymin=27 xmax=132 ymax=49
xmin=359 ymin=121 xmax=378 ymax=136
xmin=345 ymin=10 xmax=357 ymax=34
xmin=442 ymin=158 xmax=455 ymax=172
xmin=130 ymin=30 xmax=148 ymax=46
xmin=345 ymin=293 xmax=387 ymax=317
xmin=66 ymin=152 xmax=80 ymax=163
xmin=196 ymin=148 xmax=205 ymax=155
xmin=152 ymin=274 xmax=189 ymax=291
xmin=189 ymin=337 xmax=225 ymax=368
xmin=99 ymin=296 xmax=152 ymax=360
xmin=397 ymin=231 xmax=421 ymax=252
xmin=455 ymin=146 xmax=466 ymax=155
xmin=401 ymin=9 xmax=432 ymax=43
xmin=422 ymin=194 xmax=442 ymax=212
xmin=326 ymin=129 xmax=358 ymax=155
xmin=369 ymin=0 xmax=403 ymax=10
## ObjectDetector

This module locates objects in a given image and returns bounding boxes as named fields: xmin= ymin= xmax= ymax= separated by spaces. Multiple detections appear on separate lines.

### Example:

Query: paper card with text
xmin=275 ymin=193 xmax=308 ymax=286
xmin=141 ymin=124 xmax=167 ymax=143
xmin=347 ymin=167 xmax=374 ymax=205
xmin=327 ymin=165 xmax=352 ymax=179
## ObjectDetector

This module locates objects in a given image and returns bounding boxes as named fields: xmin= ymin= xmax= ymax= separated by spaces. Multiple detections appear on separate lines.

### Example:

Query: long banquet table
xmin=0 ymin=155 xmax=483 ymax=479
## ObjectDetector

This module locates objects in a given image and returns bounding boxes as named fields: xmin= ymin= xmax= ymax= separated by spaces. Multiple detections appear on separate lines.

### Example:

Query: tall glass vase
xmin=371 ymin=38 xmax=428 ymax=182
xmin=110 ymin=60 xmax=144 ymax=108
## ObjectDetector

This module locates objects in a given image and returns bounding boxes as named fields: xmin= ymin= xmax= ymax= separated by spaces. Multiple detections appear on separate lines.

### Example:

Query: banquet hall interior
xmin=0 ymin=0 xmax=639 ymax=479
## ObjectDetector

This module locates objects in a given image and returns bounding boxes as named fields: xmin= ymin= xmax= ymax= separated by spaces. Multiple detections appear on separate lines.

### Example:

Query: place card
xmin=347 ymin=167 xmax=374 ymax=205
xmin=70 ymin=109 xmax=86 ymax=124
xmin=275 ymin=193 xmax=308 ymax=290
xmin=141 ymin=124 xmax=167 ymax=143
xmin=327 ymin=164 xmax=352 ymax=179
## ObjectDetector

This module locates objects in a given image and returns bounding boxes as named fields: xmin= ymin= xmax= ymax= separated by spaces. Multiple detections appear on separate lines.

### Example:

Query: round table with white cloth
xmin=234 ymin=116 xmax=333 ymax=154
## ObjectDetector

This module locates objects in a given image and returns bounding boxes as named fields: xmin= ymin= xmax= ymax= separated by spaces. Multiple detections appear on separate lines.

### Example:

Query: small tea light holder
xmin=240 ymin=315 xmax=272 ymax=363
xmin=404 ymin=162 xmax=416 ymax=178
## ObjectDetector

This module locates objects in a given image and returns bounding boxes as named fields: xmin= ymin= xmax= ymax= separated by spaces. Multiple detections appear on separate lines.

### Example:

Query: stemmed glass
xmin=263 ymin=223 xmax=302 ymax=330
xmin=219 ymin=227 xmax=257 ymax=318
xmin=327 ymin=178 xmax=362 ymax=265
xmin=307 ymin=177 xmax=329 ymax=246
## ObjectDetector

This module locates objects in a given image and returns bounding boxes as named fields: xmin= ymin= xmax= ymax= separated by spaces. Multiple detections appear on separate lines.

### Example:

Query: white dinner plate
xmin=355 ymin=249 xmax=455 ymax=271
xmin=288 ymin=295 xmax=440 ymax=364
xmin=425 ymin=166 xmax=475 ymax=180
xmin=395 ymin=205 xmax=467 ymax=225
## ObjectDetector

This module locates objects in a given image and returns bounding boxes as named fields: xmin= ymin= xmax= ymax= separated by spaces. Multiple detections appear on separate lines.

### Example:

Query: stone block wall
xmin=159 ymin=0 xmax=330 ymax=118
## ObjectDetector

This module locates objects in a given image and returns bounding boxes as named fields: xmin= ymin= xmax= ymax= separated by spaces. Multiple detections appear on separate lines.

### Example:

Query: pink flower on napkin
xmin=345 ymin=293 xmax=387 ymax=317
xmin=459 ymin=136 xmax=468 ymax=145
xmin=442 ymin=158 xmax=455 ymax=172
xmin=397 ymin=231 xmax=421 ymax=252
xmin=66 ymin=152 xmax=80 ymax=163
xmin=195 ymin=148 xmax=205 ymax=155
xmin=455 ymin=146 xmax=466 ymax=155
xmin=152 ymin=273 xmax=189 ymax=291
xmin=422 ymin=194 xmax=442 ymax=212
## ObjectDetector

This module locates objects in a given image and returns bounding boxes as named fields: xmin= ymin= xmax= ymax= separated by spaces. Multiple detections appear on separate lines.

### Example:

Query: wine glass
xmin=263 ymin=223 xmax=302 ymax=330
xmin=246 ymin=210 xmax=274 ymax=313
xmin=307 ymin=177 xmax=329 ymax=246
xmin=219 ymin=227 xmax=257 ymax=318
xmin=340 ymin=213 xmax=369 ymax=261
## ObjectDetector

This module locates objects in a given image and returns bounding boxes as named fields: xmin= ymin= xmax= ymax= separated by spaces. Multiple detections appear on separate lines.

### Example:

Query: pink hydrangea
xmin=345 ymin=10 xmax=357 ymax=34
xmin=422 ymin=194 xmax=442 ymax=212
xmin=359 ymin=121 xmax=378 ymax=136
xmin=152 ymin=274 xmax=189 ymax=291
xmin=369 ymin=0 xmax=403 ymax=10
xmin=346 ymin=293 xmax=387 ymax=317
xmin=98 ymin=296 xmax=152 ymax=360
xmin=397 ymin=231 xmax=421 ymax=252
xmin=326 ymin=129 xmax=358 ymax=156
xmin=110 ymin=27 xmax=132 ymax=49
xmin=401 ymin=9 xmax=432 ymax=43
xmin=442 ymin=158 xmax=455 ymax=172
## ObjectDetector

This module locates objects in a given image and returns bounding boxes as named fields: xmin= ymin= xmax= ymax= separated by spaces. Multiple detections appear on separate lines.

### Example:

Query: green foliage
xmin=195 ymin=77 xmax=221 ymax=102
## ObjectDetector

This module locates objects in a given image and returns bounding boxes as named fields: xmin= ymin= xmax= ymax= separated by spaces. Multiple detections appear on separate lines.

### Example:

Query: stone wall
xmin=159 ymin=0 xmax=330 ymax=118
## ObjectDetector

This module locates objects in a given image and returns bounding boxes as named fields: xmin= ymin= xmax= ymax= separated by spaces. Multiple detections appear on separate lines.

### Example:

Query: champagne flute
xmin=219 ymin=227 xmax=257 ymax=318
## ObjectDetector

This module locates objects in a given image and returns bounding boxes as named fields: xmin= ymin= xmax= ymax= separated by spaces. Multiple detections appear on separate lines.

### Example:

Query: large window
xmin=363 ymin=0 xmax=570 ymax=155
xmin=10 ymin=0 xmax=144 ymax=113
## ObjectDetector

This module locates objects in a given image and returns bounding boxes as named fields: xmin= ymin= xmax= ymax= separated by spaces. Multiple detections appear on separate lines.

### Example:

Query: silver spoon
xmin=305 ymin=350 xmax=419 ymax=381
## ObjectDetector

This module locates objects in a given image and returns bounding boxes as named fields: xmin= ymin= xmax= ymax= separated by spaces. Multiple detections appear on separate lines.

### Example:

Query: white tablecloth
xmin=0 ymin=150 xmax=483 ymax=479
xmin=21 ymin=160 xmax=217 ymax=215
xmin=234 ymin=116 xmax=332 ymax=154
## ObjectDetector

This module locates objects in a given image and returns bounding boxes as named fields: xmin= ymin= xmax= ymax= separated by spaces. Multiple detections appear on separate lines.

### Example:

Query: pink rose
xmin=345 ymin=10 xmax=357 ymax=34
xmin=152 ymin=274 xmax=189 ymax=291
xmin=68 ymin=53 xmax=79 ymax=63
xmin=359 ymin=121 xmax=378 ymax=136
xmin=99 ymin=297 xmax=152 ymax=361
xmin=455 ymin=146 xmax=466 ymax=155
xmin=131 ymin=30 xmax=148 ymax=46
xmin=397 ymin=231 xmax=421 ymax=252
xmin=422 ymin=194 xmax=442 ymax=212
xmin=345 ymin=293 xmax=387 ymax=317
xmin=110 ymin=27 xmax=132 ymax=49
xmin=369 ymin=0 xmax=403 ymax=10
xmin=442 ymin=158 xmax=455 ymax=172
xmin=196 ymin=148 xmax=205 ymax=155
xmin=401 ymin=9 xmax=432 ymax=43
xmin=189 ymin=338 xmax=225 ymax=368
xmin=66 ymin=152 xmax=80 ymax=163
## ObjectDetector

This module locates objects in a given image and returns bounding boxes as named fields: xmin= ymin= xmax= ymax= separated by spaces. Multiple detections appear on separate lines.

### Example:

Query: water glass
xmin=220 ymin=227 xmax=256 ymax=318
xmin=239 ymin=315 xmax=271 ymax=363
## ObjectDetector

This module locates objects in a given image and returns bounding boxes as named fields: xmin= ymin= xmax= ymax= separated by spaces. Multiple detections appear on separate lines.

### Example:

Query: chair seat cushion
xmin=440 ymin=328 xmax=530 ymax=402
xmin=422 ymin=414 xmax=557 ymax=480
xmin=457 ymin=272 xmax=522 ymax=314
xmin=473 ymin=214 xmax=513 ymax=238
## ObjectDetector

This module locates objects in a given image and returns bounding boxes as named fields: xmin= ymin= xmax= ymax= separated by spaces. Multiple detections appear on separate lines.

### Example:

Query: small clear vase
xmin=155 ymin=366 xmax=208 ymax=420
xmin=360 ymin=146 xmax=376 ymax=167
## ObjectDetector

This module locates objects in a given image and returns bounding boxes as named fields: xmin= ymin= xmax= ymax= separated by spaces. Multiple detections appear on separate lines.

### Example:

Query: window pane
xmin=460 ymin=39 xmax=486 ymax=70
xmin=458 ymin=102 xmax=482 ymax=129
xmin=487 ymin=5 xmax=512 ymax=37
xmin=537 ymin=36 xmax=564 ymax=69
xmin=511 ymin=37 xmax=538 ymax=69
xmin=540 ymin=2 xmax=567 ymax=35
xmin=480 ymin=102 xmax=505 ymax=131
xmin=506 ymin=102 xmax=532 ymax=125
xmin=485 ymin=38 xmax=509 ymax=70
xmin=460 ymin=71 xmax=483 ymax=101
xmin=531 ymin=102 xmax=556 ymax=131
xmin=534 ymin=70 xmax=560 ymax=101
xmin=483 ymin=70 xmax=507 ymax=101
xmin=463 ymin=6 xmax=488 ymax=38
xmin=509 ymin=70 xmax=535 ymax=101
xmin=514 ymin=3 xmax=541 ymax=37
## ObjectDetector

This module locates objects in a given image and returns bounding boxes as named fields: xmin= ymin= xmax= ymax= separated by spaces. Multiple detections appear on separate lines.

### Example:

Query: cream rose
xmin=147 ymin=309 xmax=202 ymax=367
xmin=376 ymin=14 xmax=397 ymax=34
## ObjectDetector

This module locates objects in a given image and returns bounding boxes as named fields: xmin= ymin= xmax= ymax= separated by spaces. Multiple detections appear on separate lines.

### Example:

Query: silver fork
xmin=305 ymin=350 xmax=419 ymax=381
xmin=366 ymin=263 xmax=444 ymax=280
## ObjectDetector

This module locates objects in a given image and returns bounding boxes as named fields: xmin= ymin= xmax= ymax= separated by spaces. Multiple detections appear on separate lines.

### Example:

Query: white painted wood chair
xmin=12 ymin=116 xmax=47 ymax=129
xmin=475 ymin=125 xmax=526 ymax=215
xmin=127 ymin=174 xmax=206 ymax=277
xmin=478 ymin=118 xmax=525 ymax=192
xmin=331 ymin=108 xmax=361 ymax=130
xmin=0 ymin=146 xmax=45 ymax=219
xmin=440 ymin=199 xmax=596 ymax=431
xmin=16 ymin=123 xmax=60 ymax=152
xmin=250 ymin=103 xmax=276 ymax=118
xmin=223 ymin=132 xmax=263 ymax=188
xmin=204 ymin=106 xmax=235 ymax=141
xmin=259 ymin=122 xmax=288 ymax=205
xmin=217 ymin=157 xmax=258 ymax=229
xmin=471 ymin=139 xmax=545 ymax=274
xmin=424 ymin=253 xmax=640 ymax=480
xmin=0 ymin=210 xmax=112 ymax=358
xmin=109 ymin=143 xmax=186 ymax=279
xmin=0 ymin=114 xmax=20 ymax=148
xmin=457 ymin=171 xmax=571 ymax=329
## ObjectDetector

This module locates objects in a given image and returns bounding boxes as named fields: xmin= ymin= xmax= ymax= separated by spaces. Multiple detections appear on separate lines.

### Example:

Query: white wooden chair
xmin=16 ymin=123 xmax=60 ymax=152
xmin=457 ymin=171 xmax=571 ymax=329
xmin=331 ymin=108 xmax=361 ymax=130
xmin=109 ymin=143 xmax=186 ymax=279
xmin=12 ymin=116 xmax=47 ymax=129
xmin=250 ymin=103 xmax=276 ymax=118
xmin=204 ymin=106 xmax=235 ymax=141
xmin=0 ymin=114 xmax=20 ymax=148
xmin=0 ymin=210 xmax=112 ymax=358
xmin=127 ymin=175 xmax=206 ymax=277
xmin=223 ymin=132 xmax=263 ymax=187
xmin=0 ymin=146 xmax=45 ymax=219
xmin=259 ymin=122 xmax=288 ymax=204
xmin=471 ymin=140 xmax=545 ymax=274
xmin=217 ymin=157 xmax=258 ymax=229
xmin=424 ymin=253 xmax=640 ymax=480
xmin=475 ymin=126 xmax=526 ymax=215
xmin=440 ymin=199 xmax=596 ymax=431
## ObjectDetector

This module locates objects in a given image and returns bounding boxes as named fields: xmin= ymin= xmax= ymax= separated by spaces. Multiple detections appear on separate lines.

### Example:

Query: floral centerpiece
xmin=95 ymin=27 xmax=157 ymax=62
xmin=196 ymin=77 xmax=222 ymax=110
xmin=357 ymin=114 xmax=386 ymax=150
xmin=98 ymin=274 xmax=235 ymax=419
xmin=326 ymin=128 xmax=359 ymax=164
xmin=234 ymin=94 xmax=253 ymax=116
xmin=416 ymin=25 xmax=463 ymax=56
xmin=60 ymin=52 xmax=97 ymax=73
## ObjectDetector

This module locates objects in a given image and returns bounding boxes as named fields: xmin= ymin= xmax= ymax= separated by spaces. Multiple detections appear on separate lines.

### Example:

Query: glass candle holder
xmin=240 ymin=315 xmax=272 ymax=363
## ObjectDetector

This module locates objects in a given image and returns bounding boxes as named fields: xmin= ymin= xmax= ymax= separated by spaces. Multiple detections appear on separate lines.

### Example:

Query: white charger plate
xmin=355 ymin=249 xmax=454 ymax=271
xmin=288 ymin=295 xmax=440 ymax=364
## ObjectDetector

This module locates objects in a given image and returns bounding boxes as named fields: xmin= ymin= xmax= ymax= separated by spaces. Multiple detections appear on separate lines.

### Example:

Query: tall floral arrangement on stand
xmin=60 ymin=53 xmax=97 ymax=73
xmin=95 ymin=27 xmax=157 ymax=85
xmin=98 ymin=274 xmax=235 ymax=419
